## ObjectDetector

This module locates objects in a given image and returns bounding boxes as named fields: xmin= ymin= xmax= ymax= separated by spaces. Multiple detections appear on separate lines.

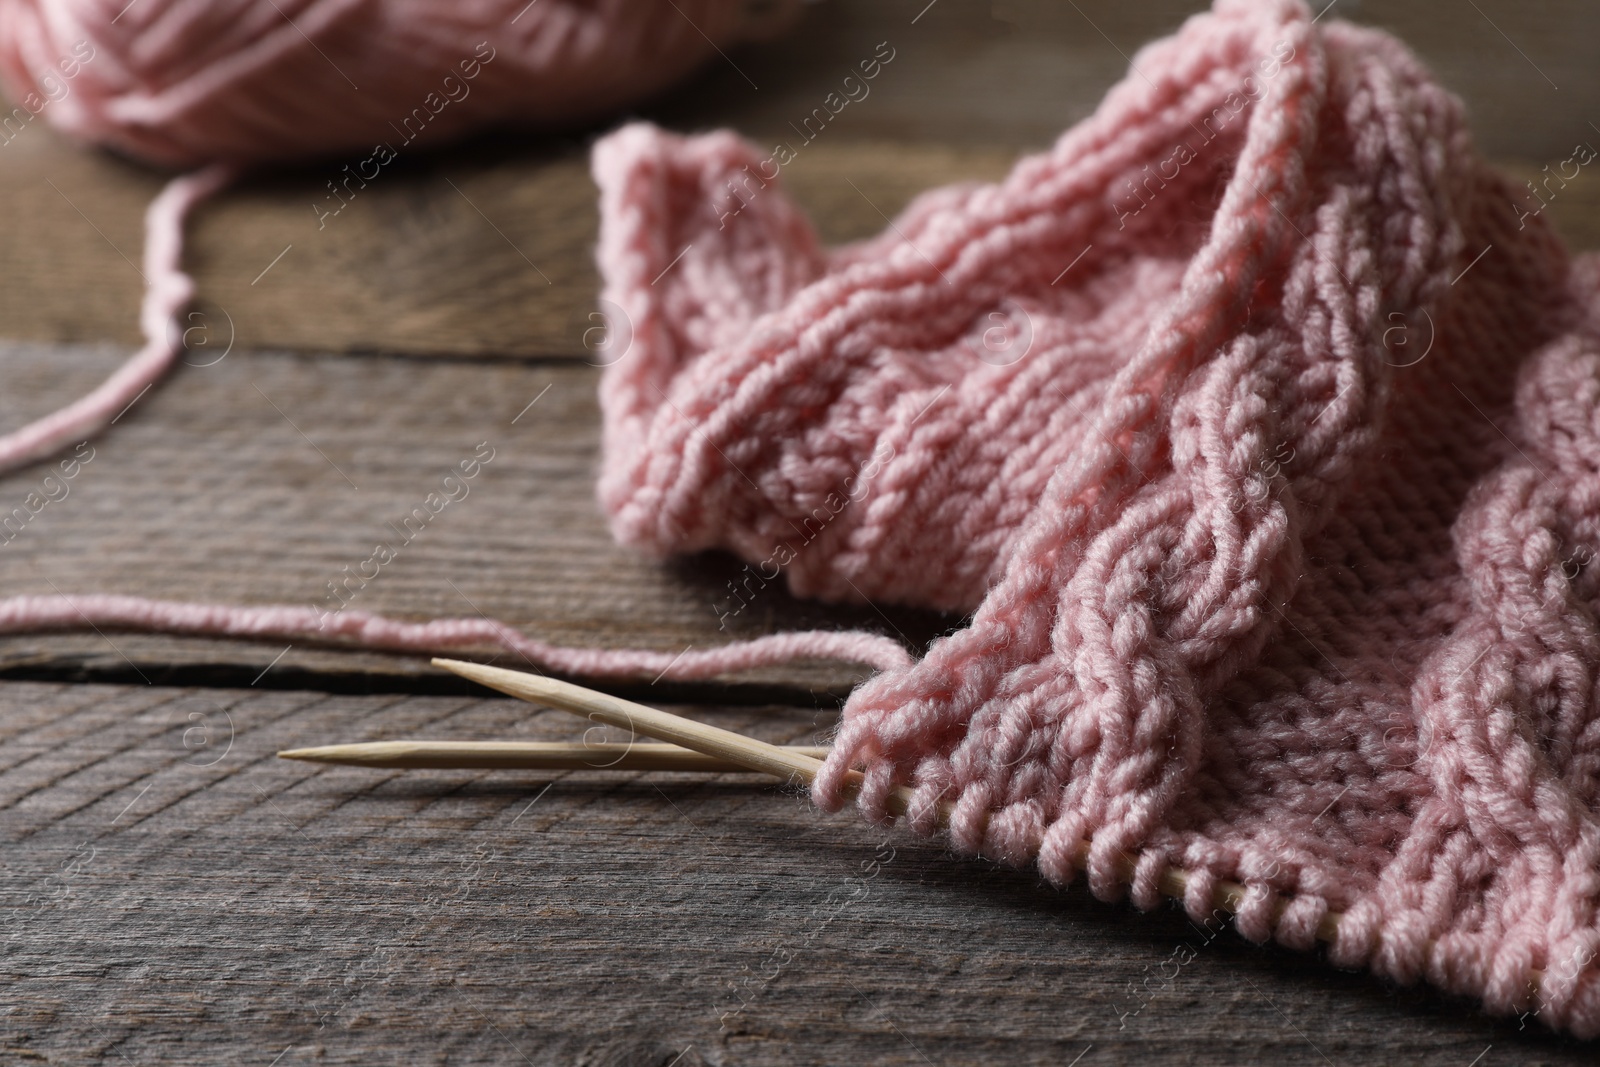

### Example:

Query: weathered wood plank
xmin=0 ymin=341 xmax=952 ymax=691
xmin=0 ymin=144 xmax=1591 ymax=365
xmin=2 ymin=679 xmax=1592 ymax=1065
xmin=0 ymin=128 xmax=1014 ymax=360
xmin=1 ymin=139 xmax=1593 ymax=366
xmin=1 ymin=1 xmax=1597 ymax=360
xmin=647 ymin=0 xmax=1600 ymax=161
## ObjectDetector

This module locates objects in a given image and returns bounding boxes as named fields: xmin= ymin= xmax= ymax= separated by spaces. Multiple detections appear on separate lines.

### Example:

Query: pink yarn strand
xmin=0 ymin=163 xmax=234 ymax=474
xmin=0 ymin=110 xmax=905 ymax=687
xmin=0 ymin=593 xmax=912 ymax=679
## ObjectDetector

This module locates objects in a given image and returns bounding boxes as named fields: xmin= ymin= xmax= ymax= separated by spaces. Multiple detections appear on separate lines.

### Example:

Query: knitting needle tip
xmin=276 ymin=739 xmax=831 ymax=772
xmin=430 ymin=656 xmax=829 ymax=784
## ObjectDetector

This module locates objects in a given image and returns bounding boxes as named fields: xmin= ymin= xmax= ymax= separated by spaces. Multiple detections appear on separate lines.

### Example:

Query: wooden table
xmin=4 ymin=2 xmax=1600 ymax=1062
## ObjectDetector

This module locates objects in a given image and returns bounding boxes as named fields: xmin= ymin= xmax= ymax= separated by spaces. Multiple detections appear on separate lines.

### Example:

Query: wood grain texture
xmin=0 ymin=341 xmax=954 ymax=695
xmin=644 ymin=0 xmax=1600 ymax=160
xmin=1 ymin=142 xmax=1595 ymax=365
xmin=3 ymin=680 xmax=1593 ymax=1066
xmin=0 ymin=129 xmax=1013 ymax=359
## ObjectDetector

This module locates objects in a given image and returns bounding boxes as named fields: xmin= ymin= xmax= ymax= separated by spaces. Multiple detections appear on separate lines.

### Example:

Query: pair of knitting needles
xmin=280 ymin=657 xmax=1548 ymax=993
xmin=273 ymin=658 xmax=1329 ymax=937
xmin=282 ymin=657 xmax=908 ymax=812
xmin=278 ymin=657 xmax=1302 ymax=930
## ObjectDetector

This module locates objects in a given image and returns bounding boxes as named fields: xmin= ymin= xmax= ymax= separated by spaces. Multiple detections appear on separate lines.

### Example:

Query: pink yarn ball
xmin=0 ymin=0 xmax=801 ymax=167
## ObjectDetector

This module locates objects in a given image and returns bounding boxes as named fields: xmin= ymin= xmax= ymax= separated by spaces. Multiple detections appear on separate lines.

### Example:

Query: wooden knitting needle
xmin=429 ymin=657 xmax=929 ymax=817
xmin=430 ymin=658 xmax=831 ymax=783
xmin=425 ymin=657 xmax=1550 ymax=992
xmin=278 ymin=739 xmax=831 ymax=772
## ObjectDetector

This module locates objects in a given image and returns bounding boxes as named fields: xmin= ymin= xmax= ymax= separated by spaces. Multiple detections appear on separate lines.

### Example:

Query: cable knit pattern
xmin=590 ymin=0 xmax=1600 ymax=1034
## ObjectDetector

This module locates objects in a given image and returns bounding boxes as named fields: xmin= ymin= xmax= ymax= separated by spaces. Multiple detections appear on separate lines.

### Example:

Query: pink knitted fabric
xmin=590 ymin=0 xmax=1600 ymax=1034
